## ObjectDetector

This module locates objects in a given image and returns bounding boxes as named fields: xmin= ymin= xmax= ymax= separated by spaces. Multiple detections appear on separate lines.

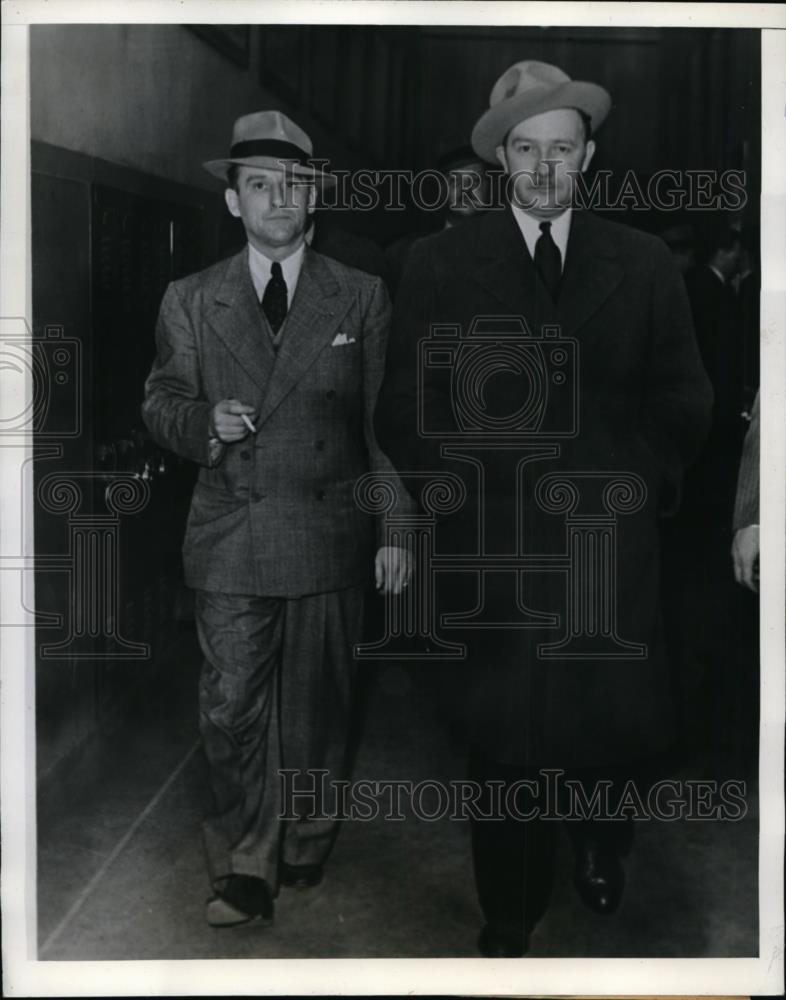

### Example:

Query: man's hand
xmin=210 ymin=399 xmax=258 ymax=443
xmin=374 ymin=546 xmax=413 ymax=596
xmin=731 ymin=524 xmax=759 ymax=592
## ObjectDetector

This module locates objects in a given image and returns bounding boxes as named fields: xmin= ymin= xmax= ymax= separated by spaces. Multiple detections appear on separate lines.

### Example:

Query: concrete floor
xmin=37 ymin=627 xmax=759 ymax=961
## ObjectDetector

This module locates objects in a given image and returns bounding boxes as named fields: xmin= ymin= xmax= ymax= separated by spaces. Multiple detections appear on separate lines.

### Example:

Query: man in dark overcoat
xmin=374 ymin=61 xmax=712 ymax=956
xmin=143 ymin=110 xmax=411 ymax=927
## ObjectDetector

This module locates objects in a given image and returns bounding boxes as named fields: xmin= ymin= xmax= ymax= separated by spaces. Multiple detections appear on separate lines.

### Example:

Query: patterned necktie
xmin=534 ymin=221 xmax=562 ymax=303
xmin=262 ymin=261 xmax=288 ymax=334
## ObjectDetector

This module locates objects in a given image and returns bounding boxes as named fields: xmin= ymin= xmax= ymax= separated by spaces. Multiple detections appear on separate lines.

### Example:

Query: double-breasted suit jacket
xmin=143 ymin=246 xmax=398 ymax=598
xmin=374 ymin=207 xmax=714 ymax=769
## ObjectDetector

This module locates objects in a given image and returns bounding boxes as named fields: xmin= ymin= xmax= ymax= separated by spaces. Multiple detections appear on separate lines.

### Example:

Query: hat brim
xmin=203 ymin=155 xmax=337 ymax=187
xmin=471 ymin=81 xmax=611 ymax=163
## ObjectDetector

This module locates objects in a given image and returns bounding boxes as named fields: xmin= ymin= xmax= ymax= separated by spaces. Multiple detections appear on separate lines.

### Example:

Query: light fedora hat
xmin=471 ymin=61 xmax=612 ymax=163
xmin=204 ymin=109 xmax=336 ymax=186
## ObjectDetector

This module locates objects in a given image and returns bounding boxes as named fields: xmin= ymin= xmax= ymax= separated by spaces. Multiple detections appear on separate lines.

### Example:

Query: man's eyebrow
xmin=510 ymin=135 xmax=578 ymax=143
xmin=242 ymin=171 xmax=276 ymax=183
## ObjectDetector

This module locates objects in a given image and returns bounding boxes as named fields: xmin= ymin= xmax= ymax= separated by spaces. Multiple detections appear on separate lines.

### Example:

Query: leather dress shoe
xmin=280 ymin=862 xmax=324 ymax=889
xmin=573 ymin=845 xmax=625 ymax=915
xmin=206 ymin=874 xmax=274 ymax=927
xmin=477 ymin=924 xmax=529 ymax=958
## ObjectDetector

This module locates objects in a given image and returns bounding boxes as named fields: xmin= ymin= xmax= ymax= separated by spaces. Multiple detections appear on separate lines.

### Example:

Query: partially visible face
xmin=225 ymin=165 xmax=315 ymax=257
xmin=496 ymin=108 xmax=595 ymax=219
xmin=717 ymin=239 xmax=743 ymax=280
xmin=446 ymin=162 xmax=490 ymax=218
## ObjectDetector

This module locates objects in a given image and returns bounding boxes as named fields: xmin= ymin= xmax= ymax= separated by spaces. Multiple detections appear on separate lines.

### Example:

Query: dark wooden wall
xmin=31 ymin=145 xmax=226 ymax=781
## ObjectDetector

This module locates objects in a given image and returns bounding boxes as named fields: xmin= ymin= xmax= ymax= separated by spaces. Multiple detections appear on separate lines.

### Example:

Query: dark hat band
xmin=229 ymin=138 xmax=310 ymax=164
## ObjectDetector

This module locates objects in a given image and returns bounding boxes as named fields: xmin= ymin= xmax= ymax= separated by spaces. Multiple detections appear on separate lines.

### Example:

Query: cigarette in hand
xmin=241 ymin=414 xmax=257 ymax=434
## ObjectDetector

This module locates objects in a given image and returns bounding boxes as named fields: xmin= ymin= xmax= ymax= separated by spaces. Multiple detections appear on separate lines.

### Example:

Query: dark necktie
xmin=262 ymin=261 xmax=288 ymax=334
xmin=534 ymin=221 xmax=562 ymax=303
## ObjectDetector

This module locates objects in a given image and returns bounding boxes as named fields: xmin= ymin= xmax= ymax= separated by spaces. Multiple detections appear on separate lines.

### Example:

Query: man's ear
xmin=495 ymin=145 xmax=508 ymax=171
xmin=225 ymin=187 xmax=241 ymax=218
xmin=581 ymin=139 xmax=596 ymax=173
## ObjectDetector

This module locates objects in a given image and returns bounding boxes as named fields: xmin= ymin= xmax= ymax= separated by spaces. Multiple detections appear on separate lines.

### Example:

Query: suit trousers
xmin=194 ymin=584 xmax=365 ymax=893
xmin=468 ymin=747 xmax=635 ymax=939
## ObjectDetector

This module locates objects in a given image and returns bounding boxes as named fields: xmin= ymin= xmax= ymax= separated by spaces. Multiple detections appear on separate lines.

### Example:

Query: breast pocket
xmin=317 ymin=333 xmax=363 ymax=396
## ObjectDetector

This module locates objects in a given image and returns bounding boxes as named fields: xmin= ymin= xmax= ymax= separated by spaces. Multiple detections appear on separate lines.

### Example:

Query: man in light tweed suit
xmin=142 ymin=111 xmax=411 ymax=926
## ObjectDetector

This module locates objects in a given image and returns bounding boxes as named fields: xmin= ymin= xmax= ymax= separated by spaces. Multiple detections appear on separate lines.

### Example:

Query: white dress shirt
xmin=247 ymin=240 xmax=305 ymax=302
xmin=510 ymin=204 xmax=572 ymax=271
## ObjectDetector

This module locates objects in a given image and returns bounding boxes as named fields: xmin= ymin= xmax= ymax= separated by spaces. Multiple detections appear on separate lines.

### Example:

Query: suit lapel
xmin=472 ymin=210 xmax=558 ymax=328
xmin=255 ymin=248 xmax=346 ymax=429
xmin=471 ymin=208 xmax=624 ymax=336
xmin=206 ymin=248 xmax=276 ymax=391
xmin=558 ymin=211 xmax=623 ymax=334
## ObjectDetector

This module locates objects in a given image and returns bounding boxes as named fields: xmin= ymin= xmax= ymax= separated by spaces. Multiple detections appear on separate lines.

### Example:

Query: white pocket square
xmin=331 ymin=332 xmax=356 ymax=346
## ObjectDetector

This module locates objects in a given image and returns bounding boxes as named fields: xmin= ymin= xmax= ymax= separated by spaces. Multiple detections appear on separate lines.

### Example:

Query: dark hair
xmin=226 ymin=163 xmax=241 ymax=192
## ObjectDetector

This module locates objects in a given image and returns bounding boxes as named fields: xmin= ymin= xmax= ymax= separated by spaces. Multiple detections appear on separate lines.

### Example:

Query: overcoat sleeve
xmin=374 ymin=239 xmax=474 ymax=491
xmin=376 ymin=241 xmax=438 ymax=472
xmin=361 ymin=276 xmax=417 ymax=535
xmin=141 ymin=281 xmax=225 ymax=468
xmin=635 ymin=239 xmax=714 ymax=513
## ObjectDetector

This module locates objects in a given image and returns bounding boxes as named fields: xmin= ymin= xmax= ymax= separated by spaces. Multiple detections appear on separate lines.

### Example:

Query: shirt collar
xmin=247 ymin=241 xmax=306 ymax=301
xmin=509 ymin=204 xmax=572 ymax=270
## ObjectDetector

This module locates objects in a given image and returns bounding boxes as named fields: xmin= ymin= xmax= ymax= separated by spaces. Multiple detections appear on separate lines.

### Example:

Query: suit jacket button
xmin=240 ymin=450 xmax=251 ymax=460
xmin=325 ymin=390 xmax=336 ymax=400
xmin=315 ymin=440 xmax=325 ymax=450
xmin=252 ymin=490 xmax=264 ymax=502
xmin=316 ymin=489 xmax=326 ymax=501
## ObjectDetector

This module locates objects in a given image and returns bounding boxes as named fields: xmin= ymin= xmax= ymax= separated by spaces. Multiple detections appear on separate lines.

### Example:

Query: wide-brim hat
xmin=204 ymin=110 xmax=336 ymax=187
xmin=471 ymin=61 xmax=611 ymax=163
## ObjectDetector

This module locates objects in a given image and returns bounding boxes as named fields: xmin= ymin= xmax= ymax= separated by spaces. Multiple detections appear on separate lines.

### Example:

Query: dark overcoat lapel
xmin=472 ymin=208 xmax=625 ymax=337
xmin=472 ymin=208 xmax=552 ymax=323
xmin=559 ymin=210 xmax=624 ymax=335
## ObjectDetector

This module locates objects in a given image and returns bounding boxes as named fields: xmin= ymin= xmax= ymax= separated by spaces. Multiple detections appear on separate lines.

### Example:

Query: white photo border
xmin=1 ymin=2 xmax=784 ymax=996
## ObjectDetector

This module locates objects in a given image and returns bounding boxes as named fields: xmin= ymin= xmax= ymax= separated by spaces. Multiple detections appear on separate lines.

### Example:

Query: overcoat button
xmin=315 ymin=440 xmax=325 ymax=450
xmin=325 ymin=390 xmax=336 ymax=400
xmin=316 ymin=489 xmax=327 ymax=500
xmin=240 ymin=450 xmax=251 ymax=460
